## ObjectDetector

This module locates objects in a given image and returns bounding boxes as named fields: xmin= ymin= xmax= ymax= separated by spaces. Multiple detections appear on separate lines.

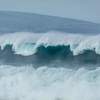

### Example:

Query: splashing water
xmin=0 ymin=32 xmax=100 ymax=100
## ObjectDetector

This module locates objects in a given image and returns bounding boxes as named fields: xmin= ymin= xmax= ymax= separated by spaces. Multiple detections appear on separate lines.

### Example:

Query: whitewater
xmin=0 ymin=32 xmax=100 ymax=100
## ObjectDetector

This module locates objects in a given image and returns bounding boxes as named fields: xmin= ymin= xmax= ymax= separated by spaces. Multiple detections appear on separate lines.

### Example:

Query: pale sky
xmin=0 ymin=0 xmax=100 ymax=23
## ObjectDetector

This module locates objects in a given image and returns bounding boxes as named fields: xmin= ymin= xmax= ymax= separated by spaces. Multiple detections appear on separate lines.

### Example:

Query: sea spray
xmin=0 ymin=65 xmax=100 ymax=100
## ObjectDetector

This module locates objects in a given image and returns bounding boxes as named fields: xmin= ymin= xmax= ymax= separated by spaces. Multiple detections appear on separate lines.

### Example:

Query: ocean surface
xmin=0 ymin=32 xmax=100 ymax=100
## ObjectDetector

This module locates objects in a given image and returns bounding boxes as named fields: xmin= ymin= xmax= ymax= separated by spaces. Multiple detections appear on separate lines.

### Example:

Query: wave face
xmin=0 ymin=44 xmax=100 ymax=66
xmin=0 ymin=32 xmax=100 ymax=100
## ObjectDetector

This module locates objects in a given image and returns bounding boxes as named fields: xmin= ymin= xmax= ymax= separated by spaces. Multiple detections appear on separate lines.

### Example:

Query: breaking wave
xmin=0 ymin=32 xmax=100 ymax=65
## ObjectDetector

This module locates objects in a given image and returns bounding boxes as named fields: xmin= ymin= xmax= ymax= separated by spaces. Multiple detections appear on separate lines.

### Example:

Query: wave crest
xmin=0 ymin=32 xmax=100 ymax=56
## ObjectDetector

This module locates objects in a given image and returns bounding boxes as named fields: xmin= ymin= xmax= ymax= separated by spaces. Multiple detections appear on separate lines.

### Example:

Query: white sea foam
xmin=0 ymin=65 xmax=100 ymax=100
xmin=0 ymin=32 xmax=100 ymax=56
